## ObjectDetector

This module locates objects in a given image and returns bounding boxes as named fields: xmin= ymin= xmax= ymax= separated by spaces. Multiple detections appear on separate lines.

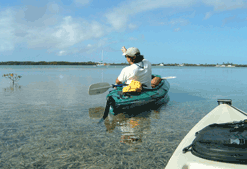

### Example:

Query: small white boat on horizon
xmin=215 ymin=65 xmax=236 ymax=68
xmin=96 ymin=50 xmax=106 ymax=67
xmin=227 ymin=65 xmax=235 ymax=67
xmin=96 ymin=61 xmax=105 ymax=67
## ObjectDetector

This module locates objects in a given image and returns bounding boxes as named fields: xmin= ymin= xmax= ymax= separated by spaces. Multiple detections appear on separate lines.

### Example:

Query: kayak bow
xmin=165 ymin=99 xmax=247 ymax=169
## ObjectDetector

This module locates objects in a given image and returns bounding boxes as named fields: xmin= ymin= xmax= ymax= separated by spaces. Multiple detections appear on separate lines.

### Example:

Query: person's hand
xmin=121 ymin=46 xmax=127 ymax=54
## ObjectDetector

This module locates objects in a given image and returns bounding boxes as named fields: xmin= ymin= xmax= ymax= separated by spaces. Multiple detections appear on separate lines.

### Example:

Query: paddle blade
xmin=161 ymin=76 xmax=176 ymax=80
xmin=88 ymin=82 xmax=111 ymax=95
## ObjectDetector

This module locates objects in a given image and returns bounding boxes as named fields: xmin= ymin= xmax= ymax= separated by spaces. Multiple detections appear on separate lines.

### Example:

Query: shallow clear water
xmin=0 ymin=65 xmax=247 ymax=168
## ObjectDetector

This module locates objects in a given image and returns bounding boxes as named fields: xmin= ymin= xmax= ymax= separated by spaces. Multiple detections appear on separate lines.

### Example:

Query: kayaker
xmin=115 ymin=46 xmax=152 ymax=89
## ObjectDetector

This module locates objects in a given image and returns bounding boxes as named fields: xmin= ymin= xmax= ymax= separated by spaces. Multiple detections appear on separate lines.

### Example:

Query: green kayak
xmin=106 ymin=75 xmax=170 ymax=115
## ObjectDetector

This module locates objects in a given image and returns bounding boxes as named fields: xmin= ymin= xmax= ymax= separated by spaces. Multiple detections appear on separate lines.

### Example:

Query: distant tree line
xmin=0 ymin=61 xmax=97 ymax=65
xmin=153 ymin=63 xmax=247 ymax=67
xmin=0 ymin=61 xmax=130 ymax=65
xmin=0 ymin=61 xmax=247 ymax=67
xmin=152 ymin=63 xmax=217 ymax=67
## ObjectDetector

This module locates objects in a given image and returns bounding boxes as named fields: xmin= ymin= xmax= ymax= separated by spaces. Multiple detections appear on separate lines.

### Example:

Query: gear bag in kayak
xmin=183 ymin=119 xmax=247 ymax=164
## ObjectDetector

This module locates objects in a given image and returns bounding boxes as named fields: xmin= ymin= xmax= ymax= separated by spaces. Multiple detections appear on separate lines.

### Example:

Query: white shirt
xmin=118 ymin=59 xmax=152 ymax=89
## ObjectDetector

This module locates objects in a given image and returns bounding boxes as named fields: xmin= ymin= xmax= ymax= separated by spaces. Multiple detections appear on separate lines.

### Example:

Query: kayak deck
xmin=165 ymin=100 xmax=247 ymax=169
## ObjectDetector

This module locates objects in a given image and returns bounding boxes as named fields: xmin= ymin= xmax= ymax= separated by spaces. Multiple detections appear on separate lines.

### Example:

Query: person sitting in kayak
xmin=115 ymin=46 xmax=152 ymax=89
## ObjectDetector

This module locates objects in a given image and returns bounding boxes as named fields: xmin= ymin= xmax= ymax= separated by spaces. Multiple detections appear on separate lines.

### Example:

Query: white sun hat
xmin=122 ymin=47 xmax=140 ymax=57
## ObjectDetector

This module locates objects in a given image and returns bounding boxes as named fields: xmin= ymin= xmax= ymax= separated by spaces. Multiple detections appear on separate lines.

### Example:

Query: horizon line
xmin=0 ymin=61 xmax=243 ymax=65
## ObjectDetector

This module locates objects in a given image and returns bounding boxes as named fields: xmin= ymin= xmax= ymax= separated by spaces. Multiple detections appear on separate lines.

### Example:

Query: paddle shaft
xmin=89 ymin=76 xmax=175 ymax=95
xmin=88 ymin=83 xmax=127 ymax=95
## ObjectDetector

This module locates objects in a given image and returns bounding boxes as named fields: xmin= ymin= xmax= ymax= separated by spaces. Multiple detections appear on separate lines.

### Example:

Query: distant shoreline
xmin=0 ymin=61 xmax=246 ymax=67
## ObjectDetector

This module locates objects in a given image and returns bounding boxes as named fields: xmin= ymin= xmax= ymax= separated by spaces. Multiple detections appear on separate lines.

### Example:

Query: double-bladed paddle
xmin=88 ymin=76 xmax=176 ymax=95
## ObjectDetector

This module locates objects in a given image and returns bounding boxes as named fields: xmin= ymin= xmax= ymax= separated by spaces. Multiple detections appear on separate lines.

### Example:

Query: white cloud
xmin=203 ymin=0 xmax=247 ymax=20
xmin=54 ymin=38 xmax=111 ymax=57
xmin=0 ymin=5 xmax=108 ymax=56
xmin=28 ymin=17 xmax=104 ymax=49
xmin=58 ymin=50 xmax=66 ymax=56
xmin=53 ymin=16 xmax=78 ymax=48
xmin=52 ymin=16 xmax=105 ymax=49
xmin=1 ymin=0 xmax=247 ymax=56
xmin=105 ymin=12 xmax=129 ymax=31
xmin=105 ymin=0 xmax=247 ymax=30
xmin=105 ymin=0 xmax=197 ymax=30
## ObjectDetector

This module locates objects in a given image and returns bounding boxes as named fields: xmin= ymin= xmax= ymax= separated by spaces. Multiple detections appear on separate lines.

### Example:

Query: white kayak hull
xmin=165 ymin=100 xmax=247 ymax=169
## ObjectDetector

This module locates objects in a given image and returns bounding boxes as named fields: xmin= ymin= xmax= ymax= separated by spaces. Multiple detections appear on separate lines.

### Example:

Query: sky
xmin=0 ymin=0 xmax=247 ymax=64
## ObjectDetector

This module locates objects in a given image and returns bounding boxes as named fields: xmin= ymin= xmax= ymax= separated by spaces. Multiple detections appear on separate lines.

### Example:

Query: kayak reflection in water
xmin=119 ymin=118 xmax=143 ymax=144
xmin=89 ymin=107 xmax=166 ymax=145
xmin=104 ymin=113 xmax=151 ymax=145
